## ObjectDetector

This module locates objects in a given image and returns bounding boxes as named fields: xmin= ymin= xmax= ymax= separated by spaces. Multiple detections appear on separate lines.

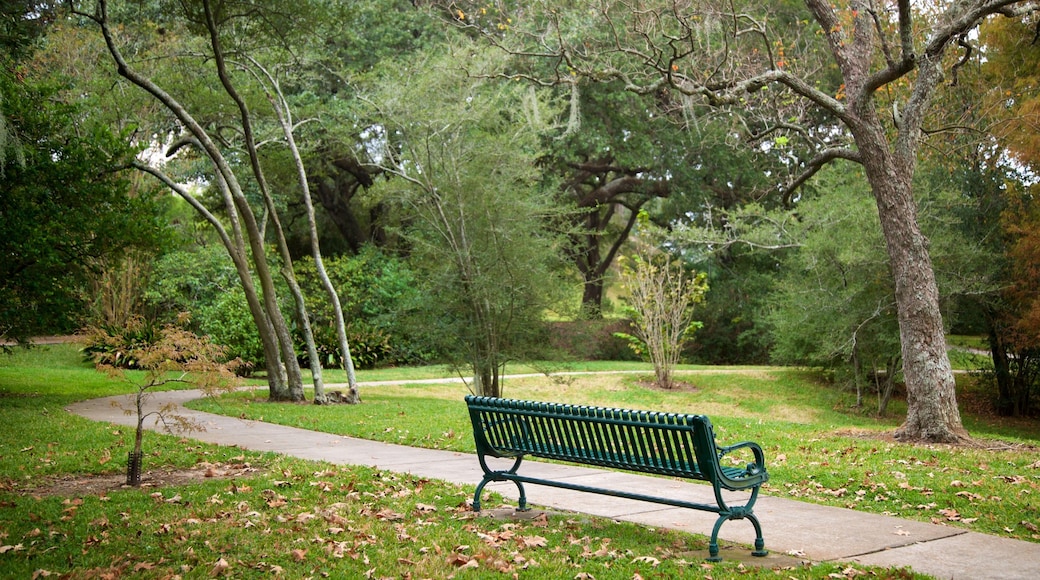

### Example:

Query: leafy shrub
xmin=294 ymin=247 xmax=437 ymax=368
xmin=302 ymin=321 xmax=394 ymax=370
xmin=143 ymin=243 xmax=241 ymax=321
xmin=195 ymin=287 xmax=264 ymax=375
xmin=81 ymin=317 xmax=163 ymax=369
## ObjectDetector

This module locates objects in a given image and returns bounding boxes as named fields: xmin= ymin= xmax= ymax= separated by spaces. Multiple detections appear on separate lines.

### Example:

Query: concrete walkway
xmin=66 ymin=389 xmax=1040 ymax=580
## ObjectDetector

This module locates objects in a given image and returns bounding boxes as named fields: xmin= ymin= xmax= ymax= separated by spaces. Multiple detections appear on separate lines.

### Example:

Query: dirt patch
xmin=14 ymin=463 xmax=258 ymax=498
xmin=832 ymin=427 xmax=902 ymax=444
xmin=832 ymin=427 xmax=1039 ymax=452
xmin=636 ymin=379 xmax=700 ymax=393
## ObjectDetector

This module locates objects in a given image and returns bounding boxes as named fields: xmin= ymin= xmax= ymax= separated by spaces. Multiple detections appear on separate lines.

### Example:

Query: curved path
xmin=66 ymin=385 xmax=1040 ymax=579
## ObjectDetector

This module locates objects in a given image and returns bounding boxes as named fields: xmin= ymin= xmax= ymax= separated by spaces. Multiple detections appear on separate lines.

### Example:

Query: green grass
xmin=948 ymin=335 xmax=989 ymax=351
xmin=191 ymin=367 xmax=1040 ymax=544
xmin=1 ymin=345 xmax=934 ymax=579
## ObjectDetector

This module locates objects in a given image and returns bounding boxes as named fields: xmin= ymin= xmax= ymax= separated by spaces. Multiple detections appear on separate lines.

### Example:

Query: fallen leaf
xmin=446 ymin=553 xmax=477 ymax=568
xmin=374 ymin=508 xmax=404 ymax=521
xmin=291 ymin=549 xmax=307 ymax=562
xmin=518 ymin=535 xmax=548 ymax=549
xmin=938 ymin=508 xmax=961 ymax=521
xmin=210 ymin=557 xmax=230 ymax=577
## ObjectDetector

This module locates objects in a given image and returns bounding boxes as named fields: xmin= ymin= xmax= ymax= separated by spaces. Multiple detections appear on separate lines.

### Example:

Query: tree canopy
xmin=1 ymin=51 xmax=165 ymax=342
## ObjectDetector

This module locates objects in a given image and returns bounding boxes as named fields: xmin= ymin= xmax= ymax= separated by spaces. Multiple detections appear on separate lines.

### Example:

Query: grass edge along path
xmin=189 ymin=367 xmax=1040 ymax=545
xmin=0 ymin=345 xmax=937 ymax=579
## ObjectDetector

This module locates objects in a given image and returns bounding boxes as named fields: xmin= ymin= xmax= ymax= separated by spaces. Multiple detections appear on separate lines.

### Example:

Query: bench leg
xmin=749 ymin=513 xmax=768 ymax=557
xmin=472 ymin=476 xmax=528 ymax=512
xmin=707 ymin=512 xmax=767 ymax=561
xmin=708 ymin=516 xmax=725 ymax=562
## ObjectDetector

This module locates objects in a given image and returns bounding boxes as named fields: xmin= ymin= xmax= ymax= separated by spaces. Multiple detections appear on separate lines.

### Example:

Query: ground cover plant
xmin=0 ymin=344 xmax=931 ymax=578
xmin=192 ymin=368 xmax=1040 ymax=544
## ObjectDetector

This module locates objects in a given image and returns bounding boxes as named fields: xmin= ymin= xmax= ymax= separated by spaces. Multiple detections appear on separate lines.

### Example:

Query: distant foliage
xmin=144 ymin=242 xmax=242 ymax=320
xmin=195 ymin=287 xmax=264 ymax=376
xmin=294 ymin=247 xmax=434 ymax=368
xmin=82 ymin=317 xmax=163 ymax=369
xmin=1 ymin=60 xmax=164 ymax=342
xmin=547 ymin=320 xmax=641 ymax=362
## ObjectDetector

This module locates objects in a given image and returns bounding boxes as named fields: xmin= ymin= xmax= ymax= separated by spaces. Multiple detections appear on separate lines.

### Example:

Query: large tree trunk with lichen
xmin=803 ymin=0 xmax=972 ymax=442
xmin=853 ymin=109 xmax=967 ymax=443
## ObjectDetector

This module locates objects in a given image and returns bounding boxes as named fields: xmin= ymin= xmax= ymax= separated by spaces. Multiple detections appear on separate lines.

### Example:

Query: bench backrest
xmin=465 ymin=395 xmax=722 ymax=482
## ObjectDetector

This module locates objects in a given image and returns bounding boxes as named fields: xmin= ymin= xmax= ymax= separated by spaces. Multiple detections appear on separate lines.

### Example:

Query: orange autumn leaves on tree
xmin=1004 ymin=186 xmax=1040 ymax=345
xmin=982 ymin=16 xmax=1040 ymax=346
xmin=981 ymin=17 xmax=1040 ymax=168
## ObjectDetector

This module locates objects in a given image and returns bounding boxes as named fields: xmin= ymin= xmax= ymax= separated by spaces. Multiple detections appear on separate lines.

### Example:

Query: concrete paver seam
xmin=829 ymin=530 xmax=971 ymax=561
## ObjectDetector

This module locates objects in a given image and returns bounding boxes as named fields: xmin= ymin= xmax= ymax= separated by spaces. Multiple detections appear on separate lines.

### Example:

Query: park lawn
xmin=191 ymin=367 xmax=1040 ymax=544
xmin=0 ymin=344 xmax=933 ymax=579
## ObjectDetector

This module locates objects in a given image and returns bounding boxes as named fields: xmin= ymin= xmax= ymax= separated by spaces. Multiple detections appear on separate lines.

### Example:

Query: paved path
xmin=66 ymin=389 xmax=1040 ymax=579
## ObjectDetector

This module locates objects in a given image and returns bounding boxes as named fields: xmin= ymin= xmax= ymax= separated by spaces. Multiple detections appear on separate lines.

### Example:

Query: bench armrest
xmin=717 ymin=441 xmax=767 ymax=477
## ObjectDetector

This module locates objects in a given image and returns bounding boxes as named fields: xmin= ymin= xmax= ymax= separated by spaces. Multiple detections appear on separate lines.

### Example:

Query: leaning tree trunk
xmin=854 ymin=112 xmax=967 ymax=443
xmin=83 ymin=3 xmax=307 ymax=399
xmin=200 ymin=0 xmax=307 ymax=401
xmin=247 ymin=57 xmax=361 ymax=403
xmin=135 ymin=163 xmax=290 ymax=397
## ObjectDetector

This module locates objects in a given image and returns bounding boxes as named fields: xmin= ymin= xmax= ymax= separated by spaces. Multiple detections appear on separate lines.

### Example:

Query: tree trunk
xmin=219 ymin=171 xmax=304 ymax=401
xmin=255 ymin=60 xmax=361 ymax=403
xmin=581 ymin=276 xmax=605 ymax=319
xmin=200 ymin=0 xmax=307 ymax=402
xmin=877 ymin=355 xmax=899 ymax=417
xmin=854 ymin=118 xmax=966 ymax=442
xmin=852 ymin=348 xmax=864 ymax=408
xmin=987 ymin=319 xmax=1015 ymax=416
xmin=316 ymin=178 xmax=369 ymax=254
xmin=84 ymin=4 xmax=302 ymax=400
xmin=574 ymin=210 xmax=606 ymax=318
xmin=473 ymin=360 xmax=502 ymax=398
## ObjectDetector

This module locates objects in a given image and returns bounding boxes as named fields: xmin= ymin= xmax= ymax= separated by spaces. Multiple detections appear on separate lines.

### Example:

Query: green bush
xmin=304 ymin=321 xmax=394 ymax=370
xmin=81 ymin=317 xmax=162 ymax=368
xmin=143 ymin=241 xmax=241 ymax=320
xmin=294 ymin=247 xmax=438 ymax=368
xmin=196 ymin=287 xmax=263 ymax=374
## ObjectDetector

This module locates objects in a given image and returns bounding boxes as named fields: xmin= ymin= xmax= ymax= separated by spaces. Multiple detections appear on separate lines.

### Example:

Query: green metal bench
xmin=465 ymin=395 xmax=768 ymax=561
